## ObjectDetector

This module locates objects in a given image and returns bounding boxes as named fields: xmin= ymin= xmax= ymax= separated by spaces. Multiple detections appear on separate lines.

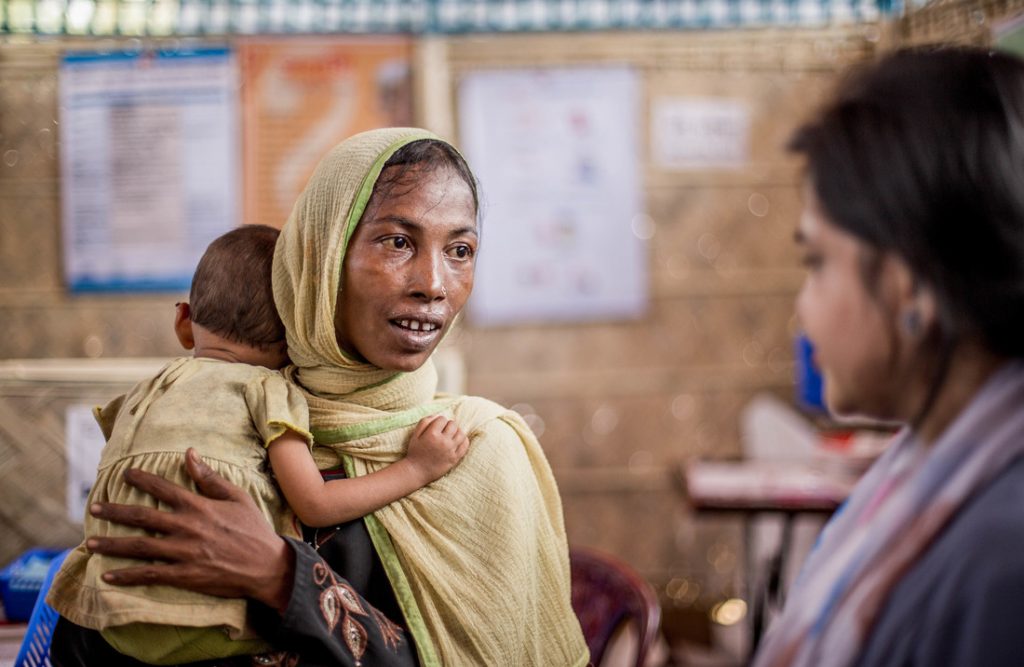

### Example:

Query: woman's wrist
xmin=252 ymin=536 xmax=297 ymax=613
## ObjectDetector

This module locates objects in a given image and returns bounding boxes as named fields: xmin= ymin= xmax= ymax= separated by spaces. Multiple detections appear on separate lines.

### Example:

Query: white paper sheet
xmin=458 ymin=67 xmax=646 ymax=325
xmin=65 ymin=404 xmax=106 ymax=523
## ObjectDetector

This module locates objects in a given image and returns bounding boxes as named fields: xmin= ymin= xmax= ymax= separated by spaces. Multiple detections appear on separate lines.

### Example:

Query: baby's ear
xmin=174 ymin=302 xmax=195 ymax=350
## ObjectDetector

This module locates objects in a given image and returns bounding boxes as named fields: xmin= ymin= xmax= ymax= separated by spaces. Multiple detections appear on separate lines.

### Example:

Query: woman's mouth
xmin=389 ymin=316 xmax=444 ymax=350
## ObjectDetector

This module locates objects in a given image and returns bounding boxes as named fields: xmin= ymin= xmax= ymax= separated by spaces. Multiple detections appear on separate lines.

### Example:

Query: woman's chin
xmin=369 ymin=349 xmax=434 ymax=373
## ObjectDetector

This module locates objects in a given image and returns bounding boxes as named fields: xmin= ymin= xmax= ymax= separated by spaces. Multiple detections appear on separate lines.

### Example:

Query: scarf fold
xmin=272 ymin=128 xmax=587 ymax=666
xmin=754 ymin=360 xmax=1024 ymax=667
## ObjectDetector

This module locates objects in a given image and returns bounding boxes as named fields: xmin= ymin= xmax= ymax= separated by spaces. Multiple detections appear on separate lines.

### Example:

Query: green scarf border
xmin=315 ymin=397 xmax=452 ymax=667
xmin=309 ymin=400 xmax=450 ymax=444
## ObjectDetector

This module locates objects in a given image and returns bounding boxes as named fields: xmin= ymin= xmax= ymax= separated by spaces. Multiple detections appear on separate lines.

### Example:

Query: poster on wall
xmin=458 ymin=67 xmax=646 ymax=325
xmin=59 ymin=48 xmax=239 ymax=292
xmin=238 ymin=37 xmax=413 ymax=229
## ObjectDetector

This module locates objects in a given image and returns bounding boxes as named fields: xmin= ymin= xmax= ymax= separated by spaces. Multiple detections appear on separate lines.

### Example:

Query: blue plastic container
xmin=795 ymin=334 xmax=826 ymax=413
xmin=14 ymin=549 xmax=70 ymax=667
xmin=0 ymin=548 xmax=66 ymax=622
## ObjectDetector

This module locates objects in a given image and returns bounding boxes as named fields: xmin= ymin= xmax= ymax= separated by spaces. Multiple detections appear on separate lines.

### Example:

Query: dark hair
xmin=367 ymin=138 xmax=480 ymax=221
xmin=790 ymin=46 xmax=1024 ymax=360
xmin=189 ymin=224 xmax=285 ymax=350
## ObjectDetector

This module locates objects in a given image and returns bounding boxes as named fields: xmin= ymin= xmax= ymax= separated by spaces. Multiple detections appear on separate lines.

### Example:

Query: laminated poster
xmin=238 ymin=37 xmax=413 ymax=229
xmin=458 ymin=67 xmax=647 ymax=325
xmin=59 ymin=47 xmax=239 ymax=292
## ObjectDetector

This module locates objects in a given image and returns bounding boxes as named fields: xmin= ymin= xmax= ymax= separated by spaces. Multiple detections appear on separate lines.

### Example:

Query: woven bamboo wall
xmin=891 ymin=0 xmax=1024 ymax=46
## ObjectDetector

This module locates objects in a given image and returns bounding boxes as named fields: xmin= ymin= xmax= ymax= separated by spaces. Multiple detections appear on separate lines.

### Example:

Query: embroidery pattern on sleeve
xmin=370 ymin=606 xmax=404 ymax=652
xmin=312 ymin=560 xmax=405 ymax=665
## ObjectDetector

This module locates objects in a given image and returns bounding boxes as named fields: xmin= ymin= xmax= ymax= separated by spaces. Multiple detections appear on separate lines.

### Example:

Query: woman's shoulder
xmin=945 ymin=454 xmax=1024 ymax=564
xmin=890 ymin=454 xmax=1024 ymax=598
xmin=446 ymin=395 xmax=522 ymax=435
xmin=858 ymin=455 xmax=1024 ymax=666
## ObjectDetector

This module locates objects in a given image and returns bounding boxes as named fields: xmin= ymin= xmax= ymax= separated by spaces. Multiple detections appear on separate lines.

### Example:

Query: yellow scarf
xmin=272 ymin=128 xmax=588 ymax=666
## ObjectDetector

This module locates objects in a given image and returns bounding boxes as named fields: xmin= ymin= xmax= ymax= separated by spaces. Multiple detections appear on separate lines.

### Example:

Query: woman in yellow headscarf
xmin=56 ymin=128 xmax=589 ymax=667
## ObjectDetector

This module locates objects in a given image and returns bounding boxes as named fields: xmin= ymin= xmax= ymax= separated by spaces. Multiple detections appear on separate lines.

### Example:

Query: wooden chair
xmin=569 ymin=546 xmax=662 ymax=667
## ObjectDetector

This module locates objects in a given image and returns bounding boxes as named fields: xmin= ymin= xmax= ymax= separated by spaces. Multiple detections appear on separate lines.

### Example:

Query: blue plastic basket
xmin=13 ymin=549 xmax=70 ymax=667
xmin=0 ymin=549 xmax=66 ymax=622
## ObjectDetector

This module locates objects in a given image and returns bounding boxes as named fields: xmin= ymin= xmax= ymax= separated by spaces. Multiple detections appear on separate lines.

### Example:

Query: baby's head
xmin=175 ymin=224 xmax=288 ymax=369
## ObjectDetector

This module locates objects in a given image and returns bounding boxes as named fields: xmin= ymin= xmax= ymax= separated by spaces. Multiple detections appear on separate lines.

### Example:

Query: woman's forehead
xmin=366 ymin=166 xmax=476 ymax=219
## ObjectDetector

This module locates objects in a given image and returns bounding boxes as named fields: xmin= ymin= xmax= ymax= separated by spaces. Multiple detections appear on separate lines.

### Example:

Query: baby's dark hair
xmin=189 ymin=224 xmax=285 ymax=350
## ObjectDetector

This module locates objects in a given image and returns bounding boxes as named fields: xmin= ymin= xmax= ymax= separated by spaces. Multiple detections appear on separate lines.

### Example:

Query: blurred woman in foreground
xmin=755 ymin=47 xmax=1024 ymax=667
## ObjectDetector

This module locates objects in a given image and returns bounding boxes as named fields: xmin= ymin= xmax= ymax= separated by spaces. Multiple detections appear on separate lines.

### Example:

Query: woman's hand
xmin=86 ymin=448 xmax=295 ymax=612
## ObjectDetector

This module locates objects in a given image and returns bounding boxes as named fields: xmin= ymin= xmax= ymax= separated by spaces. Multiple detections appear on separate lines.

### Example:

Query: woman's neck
xmin=913 ymin=341 xmax=1006 ymax=444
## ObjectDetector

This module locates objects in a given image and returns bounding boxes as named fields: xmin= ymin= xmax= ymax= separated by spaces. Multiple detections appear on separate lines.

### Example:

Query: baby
xmin=47 ymin=224 xmax=468 ymax=664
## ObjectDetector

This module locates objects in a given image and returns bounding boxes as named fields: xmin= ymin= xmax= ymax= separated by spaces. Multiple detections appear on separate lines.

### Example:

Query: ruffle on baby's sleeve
xmin=245 ymin=371 xmax=314 ymax=450
xmin=92 ymin=394 xmax=127 ymax=441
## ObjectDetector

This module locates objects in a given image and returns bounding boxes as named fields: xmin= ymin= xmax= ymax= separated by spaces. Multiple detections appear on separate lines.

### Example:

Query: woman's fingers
xmin=89 ymin=501 xmax=182 ymax=535
xmin=185 ymin=448 xmax=239 ymax=502
xmin=100 ymin=561 xmax=221 ymax=594
xmin=101 ymin=561 xmax=187 ymax=587
xmin=87 ymin=533 xmax=185 ymax=564
xmin=120 ymin=467 xmax=194 ymax=510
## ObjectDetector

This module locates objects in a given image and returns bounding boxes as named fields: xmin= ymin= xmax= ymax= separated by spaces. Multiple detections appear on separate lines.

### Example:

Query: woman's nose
xmin=410 ymin=252 xmax=446 ymax=302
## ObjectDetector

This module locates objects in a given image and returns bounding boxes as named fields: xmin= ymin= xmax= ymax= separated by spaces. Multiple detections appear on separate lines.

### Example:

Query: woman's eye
xmin=449 ymin=244 xmax=474 ymax=260
xmin=384 ymin=237 xmax=410 ymax=250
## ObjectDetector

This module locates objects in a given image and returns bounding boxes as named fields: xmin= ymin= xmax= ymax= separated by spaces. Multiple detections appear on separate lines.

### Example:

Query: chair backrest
xmin=15 ymin=549 xmax=70 ymax=667
xmin=569 ymin=546 xmax=661 ymax=667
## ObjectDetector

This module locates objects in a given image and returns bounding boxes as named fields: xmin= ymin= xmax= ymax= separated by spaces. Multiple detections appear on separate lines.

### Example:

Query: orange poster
xmin=239 ymin=37 xmax=413 ymax=228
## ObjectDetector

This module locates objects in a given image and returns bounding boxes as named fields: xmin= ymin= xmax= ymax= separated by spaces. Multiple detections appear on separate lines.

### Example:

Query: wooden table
xmin=679 ymin=460 xmax=858 ymax=655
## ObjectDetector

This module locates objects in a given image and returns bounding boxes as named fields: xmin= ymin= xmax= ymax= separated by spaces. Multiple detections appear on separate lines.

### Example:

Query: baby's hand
xmin=406 ymin=415 xmax=469 ymax=484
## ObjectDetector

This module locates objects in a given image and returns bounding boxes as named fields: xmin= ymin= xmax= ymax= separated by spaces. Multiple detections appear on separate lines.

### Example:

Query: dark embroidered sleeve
xmin=248 ymin=537 xmax=416 ymax=667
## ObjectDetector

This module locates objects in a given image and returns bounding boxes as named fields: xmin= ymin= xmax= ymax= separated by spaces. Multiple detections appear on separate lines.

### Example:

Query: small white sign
xmin=651 ymin=97 xmax=751 ymax=170
xmin=65 ymin=404 xmax=106 ymax=523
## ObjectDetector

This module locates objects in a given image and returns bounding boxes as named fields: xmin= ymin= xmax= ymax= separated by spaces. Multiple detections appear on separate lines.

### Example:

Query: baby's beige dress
xmin=47 ymin=357 xmax=312 ymax=664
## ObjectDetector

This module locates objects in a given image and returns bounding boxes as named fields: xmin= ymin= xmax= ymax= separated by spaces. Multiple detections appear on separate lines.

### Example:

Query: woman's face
xmin=795 ymin=185 xmax=906 ymax=420
xmin=334 ymin=164 xmax=478 ymax=372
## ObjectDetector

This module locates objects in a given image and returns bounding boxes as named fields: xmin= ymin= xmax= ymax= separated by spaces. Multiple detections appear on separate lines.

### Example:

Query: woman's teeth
xmin=396 ymin=319 xmax=439 ymax=332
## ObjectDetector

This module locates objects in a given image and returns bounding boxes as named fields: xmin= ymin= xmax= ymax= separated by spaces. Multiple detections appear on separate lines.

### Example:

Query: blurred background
xmin=1 ymin=0 xmax=1023 ymax=664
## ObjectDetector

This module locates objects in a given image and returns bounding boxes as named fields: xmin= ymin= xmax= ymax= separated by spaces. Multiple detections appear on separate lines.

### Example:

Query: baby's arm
xmin=268 ymin=416 xmax=469 ymax=528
